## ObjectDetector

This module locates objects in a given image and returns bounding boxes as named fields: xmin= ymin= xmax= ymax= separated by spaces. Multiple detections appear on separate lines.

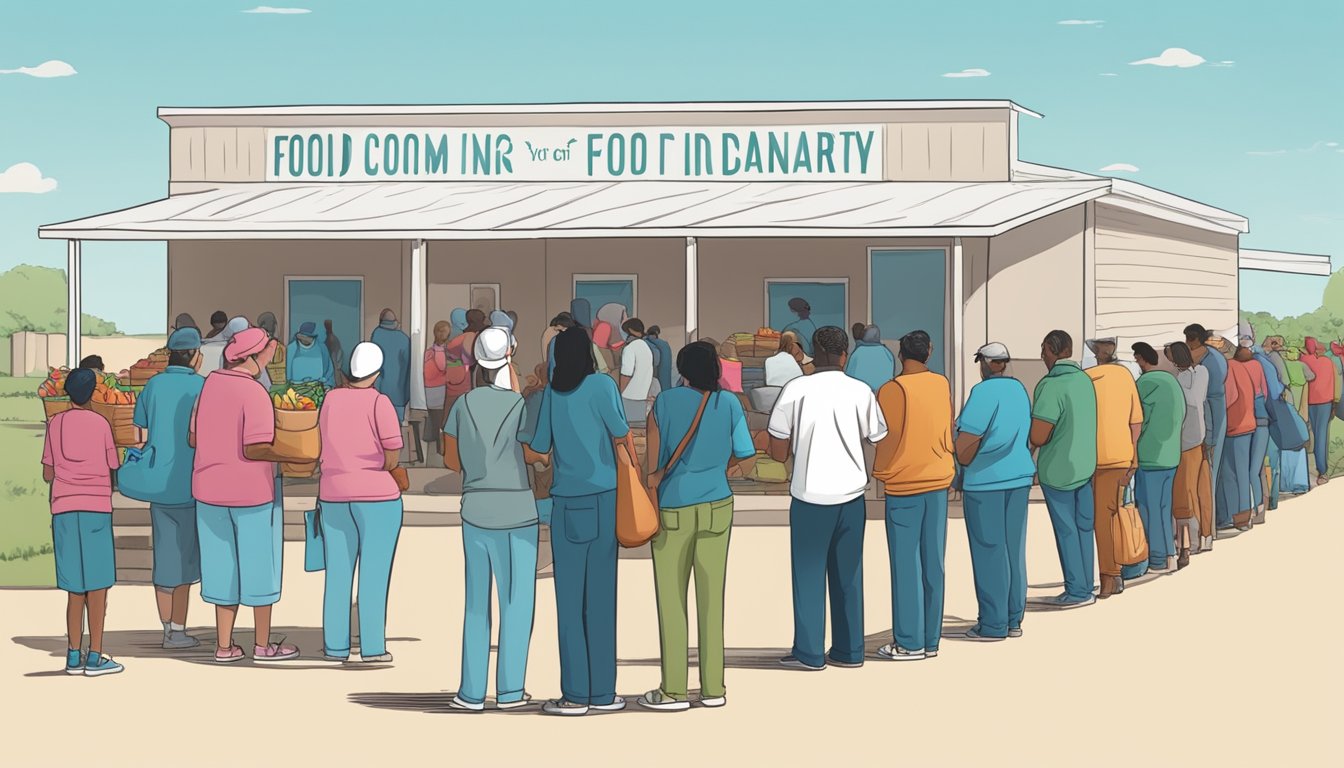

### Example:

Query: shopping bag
xmin=304 ymin=507 xmax=325 ymax=572
xmin=1268 ymin=396 xmax=1309 ymax=451
xmin=1111 ymin=489 xmax=1148 ymax=567
xmin=614 ymin=438 xmax=658 ymax=548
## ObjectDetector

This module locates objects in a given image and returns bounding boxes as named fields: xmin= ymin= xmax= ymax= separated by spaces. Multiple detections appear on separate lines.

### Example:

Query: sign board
xmin=264 ymin=125 xmax=883 ymax=182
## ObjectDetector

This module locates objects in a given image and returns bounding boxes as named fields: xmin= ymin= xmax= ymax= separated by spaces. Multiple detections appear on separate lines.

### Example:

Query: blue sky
xmin=1 ymin=0 xmax=1339 ymax=333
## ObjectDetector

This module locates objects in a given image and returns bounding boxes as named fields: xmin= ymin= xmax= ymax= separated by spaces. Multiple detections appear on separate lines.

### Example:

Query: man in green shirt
xmin=1029 ymin=330 xmax=1098 ymax=608
xmin=1132 ymin=342 xmax=1186 ymax=571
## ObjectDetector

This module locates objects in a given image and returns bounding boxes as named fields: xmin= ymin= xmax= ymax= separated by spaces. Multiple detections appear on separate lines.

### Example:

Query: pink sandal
xmin=214 ymin=644 xmax=245 ymax=664
xmin=253 ymin=642 xmax=300 ymax=662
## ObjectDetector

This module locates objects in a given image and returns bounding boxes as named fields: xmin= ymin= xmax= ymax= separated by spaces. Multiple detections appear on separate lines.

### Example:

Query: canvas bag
xmin=1268 ymin=395 xmax=1309 ymax=451
xmin=1111 ymin=487 xmax=1149 ymax=566
xmin=304 ymin=505 xmax=325 ymax=572
xmin=614 ymin=433 xmax=659 ymax=548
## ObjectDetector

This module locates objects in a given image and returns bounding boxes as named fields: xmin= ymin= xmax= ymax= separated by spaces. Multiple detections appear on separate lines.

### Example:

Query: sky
xmin=0 ymin=0 xmax=1340 ymax=334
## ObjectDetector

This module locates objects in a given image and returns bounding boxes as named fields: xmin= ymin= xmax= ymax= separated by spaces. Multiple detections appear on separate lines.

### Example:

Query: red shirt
xmin=1303 ymin=353 xmax=1336 ymax=405
xmin=1225 ymin=361 xmax=1257 ymax=437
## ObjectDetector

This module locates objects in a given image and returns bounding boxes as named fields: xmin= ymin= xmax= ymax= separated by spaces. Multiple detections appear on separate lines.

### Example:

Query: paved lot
xmin=2 ymin=485 xmax=1338 ymax=766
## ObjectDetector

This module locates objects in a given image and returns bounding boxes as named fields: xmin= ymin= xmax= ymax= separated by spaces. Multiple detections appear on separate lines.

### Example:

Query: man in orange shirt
xmin=872 ymin=330 xmax=955 ymax=662
xmin=1218 ymin=352 xmax=1259 ymax=531
xmin=1085 ymin=338 xmax=1145 ymax=596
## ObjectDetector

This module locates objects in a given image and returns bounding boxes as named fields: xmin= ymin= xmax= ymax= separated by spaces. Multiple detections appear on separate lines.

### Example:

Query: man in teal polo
xmin=1029 ymin=330 xmax=1099 ymax=609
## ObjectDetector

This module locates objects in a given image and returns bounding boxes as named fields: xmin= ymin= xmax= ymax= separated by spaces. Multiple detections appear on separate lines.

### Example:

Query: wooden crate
xmin=90 ymin=401 xmax=139 ymax=447
xmin=42 ymin=398 xmax=72 ymax=421
xmin=129 ymin=367 xmax=162 ymax=387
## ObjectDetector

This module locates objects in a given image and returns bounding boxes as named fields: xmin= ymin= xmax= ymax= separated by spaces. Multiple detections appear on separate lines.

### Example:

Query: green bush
xmin=0 ymin=264 xmax=119 ymax=337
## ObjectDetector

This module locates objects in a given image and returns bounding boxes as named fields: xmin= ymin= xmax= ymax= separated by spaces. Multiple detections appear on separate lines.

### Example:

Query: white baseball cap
xmin=974 ymin=342 xmax=1011 ymax=362
xmin=349 ymin=342 xmax=384 ymax=379
xmin=474 ymin=327 xmax=512 ymax=370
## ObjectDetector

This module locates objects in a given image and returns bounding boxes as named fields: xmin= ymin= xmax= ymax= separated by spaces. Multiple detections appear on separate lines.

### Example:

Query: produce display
xmin=129 ymin=348 xmax=170 ymax=385
xmin=271 ymin=382 xmax=325 ymax=410
xmin=36 ymin=367 xmax=70 ymax=400
xmin=93 ymin=373 xmax=139 ymax=406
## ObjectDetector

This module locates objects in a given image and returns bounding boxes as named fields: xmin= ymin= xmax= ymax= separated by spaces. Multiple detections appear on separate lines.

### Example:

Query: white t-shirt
xmin=764 ymin=351 xmax=805 ymax=387
xmin=620 ymin=337 xmax=655 ymax=400
xmin=767 ymin=369 xmax=888 ymax=505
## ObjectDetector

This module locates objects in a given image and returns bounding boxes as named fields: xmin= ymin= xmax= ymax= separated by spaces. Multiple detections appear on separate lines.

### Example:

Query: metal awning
xmin=1238 ymin=248 xmax=1332 ymax=276
xmin=38 ymin=179 xmax=1111 ymax=241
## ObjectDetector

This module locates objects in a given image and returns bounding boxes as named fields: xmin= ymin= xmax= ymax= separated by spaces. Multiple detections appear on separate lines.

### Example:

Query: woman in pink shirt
xmin=42 ymin=368 xmax=125 ymax=676
xmin=318 ymin=342 xmax=405 ymax=663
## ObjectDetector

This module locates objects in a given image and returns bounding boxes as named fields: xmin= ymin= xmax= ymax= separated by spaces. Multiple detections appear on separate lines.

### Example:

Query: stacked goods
xmin=753 ymin=327 xmax=781 ymax=356
xmin=129 ymin=348 xmax=170 ymax=386
xmin=37 ymin=367 xmax=72 ymax=420
xmin=266 ymin=343 xmax=287 ymax=388
xmin=270 ymin=386 xmax=322 ymax=478
xmin=91 ymin=373 xmax=142 ymax=447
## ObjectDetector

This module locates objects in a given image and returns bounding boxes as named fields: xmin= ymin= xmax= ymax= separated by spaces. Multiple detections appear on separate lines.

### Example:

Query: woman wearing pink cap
xmin=191 ymin=325 xmax=299 ymax=663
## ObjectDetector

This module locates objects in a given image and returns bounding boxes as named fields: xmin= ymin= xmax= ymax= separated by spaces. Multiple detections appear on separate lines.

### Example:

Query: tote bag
xmin=1110 ymin=488 xmax=1149 ymax=567
xmin=1268 ymin=396 xmax=1309 ymax=452
xmin=304 ymin=506 xmax=325 ymax=572
xmin=614 ymin=437 xmax=658 ymax=548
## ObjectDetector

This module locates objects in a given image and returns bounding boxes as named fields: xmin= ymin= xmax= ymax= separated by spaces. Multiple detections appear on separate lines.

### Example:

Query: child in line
xmin=42 ymin=367 xmax=124 ymax=676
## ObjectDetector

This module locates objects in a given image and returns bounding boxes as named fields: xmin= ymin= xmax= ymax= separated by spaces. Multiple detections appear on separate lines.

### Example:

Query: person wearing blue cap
xmin=287 ymin=321 xmax=334 ymax=388
xmin=371 ymin=309 xmax=411 ymax=422
xmin=118 ymin=327 xmax=206 ymax=649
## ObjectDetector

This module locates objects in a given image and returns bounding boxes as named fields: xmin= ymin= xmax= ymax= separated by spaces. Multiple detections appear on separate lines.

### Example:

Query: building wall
xmin=1093 ymin=203 xmax=1240 ymax=345
xmin=961 ymin=237 xmax=991 ymax=404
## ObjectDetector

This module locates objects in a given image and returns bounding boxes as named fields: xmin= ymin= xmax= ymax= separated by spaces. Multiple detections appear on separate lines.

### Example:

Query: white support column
xmin=951 ymin=237 xmax=965 ymax=410
xmin=685 ymin=236 xmax=699 ymax=344
xmin=66 ymin=239 xmax=82 ymax=367
xmin=408 ymin=238 xmax=427 ymax=411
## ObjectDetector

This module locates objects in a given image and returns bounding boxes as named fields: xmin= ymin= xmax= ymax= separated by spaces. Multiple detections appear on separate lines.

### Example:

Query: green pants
xmin=651 ymin=497 xmax=733 ymax=700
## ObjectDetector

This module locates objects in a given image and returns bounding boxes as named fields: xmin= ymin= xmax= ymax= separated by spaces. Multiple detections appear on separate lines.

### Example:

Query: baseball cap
xmin=1084 ymin=337 xmax=1117 ymax=354
xmin=296 ymin=321 xmax=317 ymax=338
xmin=974 ymin=342 xmax=1010 ymax=362
xmin=349 ymin=342 xmax=384 ymax=379
xmin=225 ymin=327 xmax=269 ymax=363
xmin=474 ymin=327 xmax=512 ymax=370
xmin=167 ymin=326 xmax=202 ymax=351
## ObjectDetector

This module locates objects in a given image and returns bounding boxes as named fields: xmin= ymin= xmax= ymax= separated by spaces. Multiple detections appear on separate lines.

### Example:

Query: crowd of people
xmin=39 ymin=302 xmax=1337 ymax=718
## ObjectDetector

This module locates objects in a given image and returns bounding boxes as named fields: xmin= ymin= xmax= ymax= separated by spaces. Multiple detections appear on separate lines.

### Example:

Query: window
xmin=574 ymin=275 xmax=637 ymax=316
xmin=869 ymin=248 xmax=947 ymax=373
xmin=765 ymin=279 xmax=848 ymax=339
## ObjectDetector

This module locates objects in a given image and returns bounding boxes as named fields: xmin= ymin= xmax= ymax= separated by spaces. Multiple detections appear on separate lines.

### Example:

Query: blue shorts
xmin=151 ymin=503 xmax=201 ymax=588
xmin=196 ymin=501 xmax=283 ymax=607
xmin=52 ymin=512 xmax=116 ymax=594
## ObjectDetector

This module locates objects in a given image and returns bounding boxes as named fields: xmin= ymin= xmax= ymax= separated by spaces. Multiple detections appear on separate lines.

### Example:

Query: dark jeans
xmin=1309 ymin=403 xmax=1332 ymax=476
xmin=551 ymin=491 xmax=618 ymax=706
xmin=789 ymin=495 xmax=866 ymax=667
xmin=963 ymin=487 xmax=1029 ymax=637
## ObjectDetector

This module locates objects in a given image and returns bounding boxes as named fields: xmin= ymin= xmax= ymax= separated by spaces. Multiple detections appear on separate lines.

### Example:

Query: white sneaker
xmin=496 ymin=694 xmax=535 ymax=710
xmin=699 ymin=695 xmax=726 ymax=708
xmin=590 ymin=696 xmax=627 ymax=712
xmin=542 ymin=699 xmax=590 ymax=716
xmin=448 ymin=695 xmax=484 ymax=712
xmin=877 ymin=644 xmax=926 ymax=661
xmin=637 ymin=690 xmax=690 ymax=712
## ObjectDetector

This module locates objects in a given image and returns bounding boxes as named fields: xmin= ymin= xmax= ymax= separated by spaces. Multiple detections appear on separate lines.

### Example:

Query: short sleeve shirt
xmin=1087 ymin=364 xmax=1144 ymax=469
xmin=767 ymin=370 xmax=888 ymax=505
xmin=651 ymin=388 xmax=755 ymax=509
xmin=445 ymin=386 xmax=537 ymax=529
xmin=1177 ymin=366 xmax=1209 ymax=451
xmin=191 ymin=368 xmax=276 ymax=508
xmin=620 ymin=338 xmax=655 ymax=400
xmin=956 ymin=376 xmax=1035 ymax=492
xmin=130 ymin=366 xmax=204 ymax=506
xmin=1135 ymin=370 xmax=1185 ymax=470
xmin=1200 ymin=348 xmax=1228 ymax=401
xmin=1032 ymin=361 xmax=1098 ymax=491
xmin=528 ymin=374 xmax=630 ymax=497
xmin=42 ymin=408 xmax=120 ymax=514
xmin=318 ymin=387 xmax=404 ymax=503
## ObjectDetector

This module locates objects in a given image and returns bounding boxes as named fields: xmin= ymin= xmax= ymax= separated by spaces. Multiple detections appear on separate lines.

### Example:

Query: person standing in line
xmin=1132 ymin=343 xmax=1185 ymax=572
xmin=123 ymin=327 xmax=206 ymax=649
xmin=637 ymin=342 xmax=756 ymax=712
xmin=872 ymin=330 xmax=954 ymax=661
xmin=1186 ymin=325 xmax=1228 ymax=542
xmin=192 ymin=328 xmax=298 ymax=663
xmin=527 ymin=326 xmax=633 ymax=716
xmin=955 ymin=343 xmax=1035 ymax=640
xmin=371 ymin=309 xmax=412 ymax=423
xmin=1218 ymin=349 xmax=1257 ymax=532
xmin=204 ymin=310 xmax=228 ymax=340
xmin=845 ymin=324 xmax=897 ymax=392
xmin=174 ymin=313 xmax=199 ymax=332
xmin=423 ymin=320 xmax=451 ymax=456
xmin=42 ymin=368 xmax=125 ymax=676
xmin=1301 ymin=337 xmax=1336 ymax=486
xmin=781 ymin=298 xmax=819 ymax=357
xmin=1029 ymin=330 xmax=1099 ymax=609
xmin=287 ymin=321 xmax=334 ymax=388
xmin=318 ymin=343 xmax=405 ymax=665
xmin=618 ymin=318 xmax=657 ymax=426
xmin=255 ymin=312 xmax=280 ymax=390
xmin=1166 ymin=342 xmax=1212 ymax=559
xmin=448 ymin=307 xmax=468 ymax=340
xmin=767 ymin=327 xmax=887 ymax=670
xmin=1253 ymin=334 xmax=1289 ymax=513
xmin=646 ymin=325 xmax=675 ymax=395
xmin=1084 ymin=338 xmax=1145 ymax=592
xmin=541 ymin=312 xmax=573 ymax=368
xmin=445 ymin=328 xmax=545 ymax=711
xmin=444 ymin=309 xmax=485 ymax=410
xmin=1235 ymin=340 xmax=1272 ymax=525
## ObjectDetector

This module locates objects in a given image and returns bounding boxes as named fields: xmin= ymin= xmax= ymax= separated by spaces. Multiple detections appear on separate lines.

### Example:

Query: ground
xmin=0 ymin=483 xmax=1339 ymax=765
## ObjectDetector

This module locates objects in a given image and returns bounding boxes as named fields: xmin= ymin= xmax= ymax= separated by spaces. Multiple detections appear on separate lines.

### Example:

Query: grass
xmin=0 ymin=376 xmax=55 ymax=587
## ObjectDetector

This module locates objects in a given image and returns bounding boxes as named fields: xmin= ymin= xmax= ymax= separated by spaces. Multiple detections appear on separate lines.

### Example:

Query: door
xmin=574 ymin=276 xmax=636 ymax=316
xmin=427 ymin=283 xmax=500 ymax=332
xmin=286 ymin=278 xmax=363 ymax=378
xmin=766 ymin=280 xmax=847 ymax=338
xmin=870 ymin=249 xmax=946 ymax=374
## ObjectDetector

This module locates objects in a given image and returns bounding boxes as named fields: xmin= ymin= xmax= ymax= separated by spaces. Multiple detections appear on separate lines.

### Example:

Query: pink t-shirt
xmin=42 ymin=408 xmax=120 ymax=514
xmin=719 ymin=358 xmax=744 ymax=393
xmin=318 ymin=387 xmax=404 ymax=502
xmin=191 ymin=369 xmax=276 ymax=507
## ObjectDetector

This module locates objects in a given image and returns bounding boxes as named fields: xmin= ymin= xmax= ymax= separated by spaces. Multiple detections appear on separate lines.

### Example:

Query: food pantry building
xmin=39 ymin=99 xmax=1325 ymax=434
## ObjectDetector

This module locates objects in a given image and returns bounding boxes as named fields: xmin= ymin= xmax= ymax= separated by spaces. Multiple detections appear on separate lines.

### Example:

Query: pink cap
xmin=225 ymin=327 xmax=268 ymax=363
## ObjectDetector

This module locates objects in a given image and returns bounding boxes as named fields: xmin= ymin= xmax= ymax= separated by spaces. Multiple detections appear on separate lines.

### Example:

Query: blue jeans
xmin=197 ymin=501 xmax=282 ymax=607
xmin=320 ymin=499 xmax=404 ymax=658
xmin=1206 ymin=398 xmax=1227 ymax=500
xmin=459 ymin=523 xmax=538 ymax=706
xmin=962 ymin=487 xmax=1028 ymax=637
xmin=1216 ymin=433 xmax=1253 ymax=528
xmin=1281 ymin=448 xmax=1309 ymax=493
xmin=884 ymin=490 xmax=948 ymax=652
xmin=789 ymin=495 xmax=866 ymax=667
xmin=1250 ymin=425 xmax=1270 ymax=509
xmin=1267 ymin=437 xmax=1281 ymax=510
xmin=551 ymin=491 xmax=618 ymax=706
xmin=1042 ymin=483 xmax=1095 ymax=601
xmin=1135 ymin=468 xmax=1177 ymax=568
xmin=1308 ymin=403 xmax=1332 ymax=476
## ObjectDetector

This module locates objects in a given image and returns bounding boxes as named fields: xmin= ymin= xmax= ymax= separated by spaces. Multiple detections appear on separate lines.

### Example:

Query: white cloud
xmin=1211 ymin=60 xmax=1236 ymax=68
xmin=1058 ymin=19 xmax=1104 ymax=26
xmin=1247 ymin=140 xmax=1343 ymax=156
xmin=242 ymin=6 xmax=311 ymax=13
xmin=1100 ymin=73 xmax=1119 ymax=77
xmin=1129 ymin=48 xmax=1206 ymax=68
xmin=0 ymin=163 xmax=58 ymax=194
xmin=1100 ymin=163 xmax=1139 ymax=173
xmin=0 ymin=60 xmax=77 ymax=78
xmin=943 ymin=68 xmax=991 ymax=78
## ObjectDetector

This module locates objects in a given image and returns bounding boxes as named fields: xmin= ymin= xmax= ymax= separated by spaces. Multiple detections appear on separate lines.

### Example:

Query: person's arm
xmin=766 ymin=385 xmax=796 ymax=463
xmin=1029 ymin=419 xmax=1055 ymax=449
xmin=442 ymin=399 xmax=463 ymax=472
xmin=374 ymin=395 xmax=403 ymax=471
xmin=619 ymin=344 xmax=636 ymax=394
xmin=527 ymin=388 xmax=554 ymax=455
xmin=1029 ymin=381 xmax=1060 ymax=449
xmin=645 ymin=410 xmax=663 ymax=479
xmin=1126 ymin=383 xmax=1143 ymax=480
xmin=41 ymin=427 xmax=55 ymax=483
xmin=240 ymin=388 xmax=277 ymax=461
xmin=955 ymin=432 xmax=983 ymax=467
xmin=727 ymin=396 xmax=757 ymax=476
xmin=1303 ymin=362 xmax=1316 ymax=382
xmin=954 ymin=386 xmax=991 ymax=466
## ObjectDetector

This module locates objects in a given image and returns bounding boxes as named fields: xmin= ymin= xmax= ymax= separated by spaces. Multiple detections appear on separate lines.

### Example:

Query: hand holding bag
xmin=614 ymin=432 xmax=659 ymax=548
xmin=1111 ymin=488 xmax=1149 ymax=567
xmin=304 ymin=505 xmax=325 ymax=572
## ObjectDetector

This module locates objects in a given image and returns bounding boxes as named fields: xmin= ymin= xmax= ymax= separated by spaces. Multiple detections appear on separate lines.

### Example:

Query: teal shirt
xmin=444 ymin=386 xmax=537 ymax=529
xmin=782 ymin=318 xmax=818 ymax=356
xmin=1031 ymin=361 xmax=1098 ymax=491
xmin=844 ymin=343 xmax=896 ymax=392
xmin=1136 ymin=370 xmax=1185 ymax=470
xmin=651 ymin=388 xmax=755 ymax=508
xmin=287 ymin=339 xmax=334 ymax=388
xmin=124 ymin=366 xmax=204 ymax=506
xmin=956 ymin=376 xmax=1035 ymax=491
xmin=527 ymin=374 xmax=630 ymax=497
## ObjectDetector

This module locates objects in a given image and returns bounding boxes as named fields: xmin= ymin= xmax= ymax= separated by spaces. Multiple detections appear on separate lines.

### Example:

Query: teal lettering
xmin=472 ymin=134 xmax=490 ymax=175
xmin=339 ymin=134 xmax=351 ymax=177
xmin=272 ymin=135 xmax=289 ymax=178
xmin=630 ymin=132 xmax=647 ymax=176
xmin=288 ymin=136 xmax=304 ymax=177
xmin=587 ymin=133 xmax=603 ymax=177
xmin=306 ymin=134 xmax=323 ymax=177
xmin=659 ymin=133 xmax=674 ymax=175
xmin=694 ymin=133 xmax=712 ymax=175
xmin=854 ymin=130 xmax=875 ymax=173
xmin=768 ymin=132 xmax=788 ymax=174
xmin=496 ymin=134 xmax=513 ymax=174
xmin=721 ymin=133 xmax=741 ymax=176
xmin=743 ymin=133 xmax=763 ymax=174
xmin=325 ymin=134 xmax=334 ymax=177
xmin=608 ymin=133 xmax=626 ymax=176
xmin=460 ymin=134 xmax=468 ymax=174
xmin=385 ymin=134 xmax=401 ymax=175
xmin=816 ymin=132 xmax=836 ymax=173
xmin=683 ymin=133 xmax=691 ymax=176
xmin=792 ymin=131 xmax=812 ymax=174
xmin=426 ymin=134 xmax=449 ymax=175
xmin=364 ymin=134 xmax=380 ymax=176
xmin=404 ymin=134 xmax=420 ymax=175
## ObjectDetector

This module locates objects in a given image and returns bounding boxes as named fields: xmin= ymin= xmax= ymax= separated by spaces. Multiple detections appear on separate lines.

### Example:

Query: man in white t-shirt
xmin=619 ymin=318 xmax=657 ymax=426
xmin=767 ymin=325 xmax=887 ymax=672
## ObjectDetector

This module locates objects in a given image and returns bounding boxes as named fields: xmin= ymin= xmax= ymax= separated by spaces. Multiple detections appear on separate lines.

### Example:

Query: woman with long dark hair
xmin=527 ymin=326 xmax=633 ymax=716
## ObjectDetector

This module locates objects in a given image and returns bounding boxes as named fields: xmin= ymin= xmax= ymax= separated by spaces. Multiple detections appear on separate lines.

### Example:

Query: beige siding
xmin=1093 ymin=204 xmax=1239 ymax=345
xmin=170 ymin=127 xmax=266 ymax=183
xmin=886 ymin=120 xmax=1009 ymax=181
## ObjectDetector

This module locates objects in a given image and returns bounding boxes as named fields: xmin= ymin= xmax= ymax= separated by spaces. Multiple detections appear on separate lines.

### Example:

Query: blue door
xmin=767 ymin=281 xmax=847 ymax=339
xmin=575 ymin=279 xmax=634 ymax=316
xmin=870 ymin=249 xmax=946 ymax=374
xmin=288 ymin=279 xmax=362 ymax=379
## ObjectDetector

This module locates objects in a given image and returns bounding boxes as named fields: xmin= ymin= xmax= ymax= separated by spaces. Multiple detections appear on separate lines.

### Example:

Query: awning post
xmin=951 ymin=236 xmax=965 ymax=410
xmin=685 ymin=236 xmax=698 ymax=344
xmin=67 ymin=239 xmax=82 ymax=367
xmin=409 ymin=238 xmax=427 ymax=410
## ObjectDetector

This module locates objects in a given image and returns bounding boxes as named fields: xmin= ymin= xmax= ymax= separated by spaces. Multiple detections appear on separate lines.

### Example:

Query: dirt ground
xmin=1 ymin=484 xmax=1339 ymax=766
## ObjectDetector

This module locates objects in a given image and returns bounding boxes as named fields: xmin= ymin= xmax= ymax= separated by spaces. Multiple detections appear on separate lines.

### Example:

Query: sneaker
xmin=83 ymin=652 xmax=124 ymax=677
xmin=253 ymin=642 xmax=300 ymax=663
xmin=542 ymin=699 xmax=590 ymax=716
xmin=962 ymin=626 xmax=1006 ymax=642
xmin=926 ymin=649 xmax=939 ymax=658
xmin=1252 ymin=510 xmax=1266 ymax=526
xmin=214 ymin=644 xmax=246 ymax=664
xmin=323 ymin=654 xmax=349 ymax=663
xmin=162 ymin=630 xmax=200 ymax=650
xmin=1048 ymin=594 xmax=1096 ymax=610
xmin=448 ymin=695 xmax=485 ymax=712
xmin=591 ymin=696 xmax=627 ymax=712
xmin=1198 ymin=535 xmax=1214 ymax=552
xmin=496 ymin=694 xmax=535 ymax=711
xmin=778 ymin=655 xmax=826 ymax=671
xmin=876 ymin=644 xmax=926 ymax=661
xmin=637 ymin=689 xmax=690 ymax=712
xmin=699 ymin=695 xmax=726 ymax=708
xmin=1007 ymin=628 xmax=1024 ymax=638
xmin=360 ymin=653 xmax=393 ymax=664
xmin=826 ymin=656 xmax=864 ymax=668
xmin=65 ymin=649 xmax=84 ymax=675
